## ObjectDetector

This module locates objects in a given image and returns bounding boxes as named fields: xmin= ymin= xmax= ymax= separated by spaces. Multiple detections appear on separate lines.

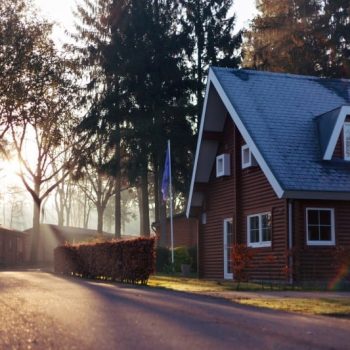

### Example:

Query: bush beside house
xmin=54 ymin=237 xmax=156 ymax=284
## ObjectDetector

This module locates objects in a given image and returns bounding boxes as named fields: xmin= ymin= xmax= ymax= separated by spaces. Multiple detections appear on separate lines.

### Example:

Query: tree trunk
xmin=138 ymin=170 xmax=150 ymax=237
xmin=30 ymin=181 xmax=41 ymax=263
xmin=114 ymin=128 xmax=122 ymax=239
xmin=154 ymin=158 xmax=167 ymax=246
xmin=115 ymin=173 xmax=121 ymax=239
xmin=97 ymin=205 xmax=104 ymax=233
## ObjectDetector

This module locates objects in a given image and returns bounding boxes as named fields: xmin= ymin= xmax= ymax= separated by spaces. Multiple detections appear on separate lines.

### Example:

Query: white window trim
xmin=247 ymin=212 xmax=272 ymax=248
xmin=343 ymin=122 xmax=350 ymax=161
xmin=306 ymin=208 xmax=335 ymax=246
xmin=216 ymin=153 xmax=230 ymax=177
xmin=241 ymin=144 xmax=252 ymax=169
xmin=223 ymin=218 xmax=233 ymax=279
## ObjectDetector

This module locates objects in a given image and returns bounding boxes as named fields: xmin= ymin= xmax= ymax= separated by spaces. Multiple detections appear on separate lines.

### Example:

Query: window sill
xmin=307 ymin=241 xmax=335 ymax=246
xmin=248 ymin=242 xmax=272 ymax=248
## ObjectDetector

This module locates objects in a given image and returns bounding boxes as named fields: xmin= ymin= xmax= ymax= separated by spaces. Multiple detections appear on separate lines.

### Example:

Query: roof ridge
xmin=211 ymin=66 xmax=350 ymax=84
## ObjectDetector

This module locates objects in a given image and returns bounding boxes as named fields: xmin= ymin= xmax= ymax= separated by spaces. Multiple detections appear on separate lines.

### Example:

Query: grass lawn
xmin=147 ymin=275 xmax=350 ymax=318
xmin=236 ymin=297 xmax=350 ymax=318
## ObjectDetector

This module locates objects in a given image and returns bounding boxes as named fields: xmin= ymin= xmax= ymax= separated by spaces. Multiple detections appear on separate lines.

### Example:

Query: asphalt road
xmin=0 ymin=271 xmax=349 ymax=350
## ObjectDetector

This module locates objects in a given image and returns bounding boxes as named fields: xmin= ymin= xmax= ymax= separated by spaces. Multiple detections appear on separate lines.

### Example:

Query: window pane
xmin=227 ymin=221 xmax=233 ymax=234
xmin=243 ymin=147 xmax=250 ymax=164
xmin=261 ymin=213 xmax=272 ymax=229
xmin=319 ymin=210 xmax=331 ymax=225
xmin=308 ymin=226 xmax=319 ymax=241
xmin=250 ymin=216 xmax=259 ymax=230
xmin=320 ymin=226 xmax=331 ymax=241
xmin=250 ymin=229 xmax=259 ymax=243
xmin=308 ymin=210 xmax=318 ymax=225
xmin=262 ymin=228 xmax=271 ymax=242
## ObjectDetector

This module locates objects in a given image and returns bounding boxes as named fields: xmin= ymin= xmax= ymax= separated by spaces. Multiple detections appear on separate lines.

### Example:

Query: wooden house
xmin=186 ymin=68 xmax=350 ymax=283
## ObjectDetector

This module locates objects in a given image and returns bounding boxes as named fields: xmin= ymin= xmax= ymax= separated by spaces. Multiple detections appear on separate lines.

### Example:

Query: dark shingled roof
xmin=212 ymin=67 xmax=350 ymax=193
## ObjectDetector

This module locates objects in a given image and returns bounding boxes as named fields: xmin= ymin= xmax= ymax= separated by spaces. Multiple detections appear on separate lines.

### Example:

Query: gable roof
xmin=187 ymin=68 xmax=350 ymax=217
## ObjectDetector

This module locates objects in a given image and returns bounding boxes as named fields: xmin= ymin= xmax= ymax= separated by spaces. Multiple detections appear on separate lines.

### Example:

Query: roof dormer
xmin=316 ymin=105 xmax=350 ymax=160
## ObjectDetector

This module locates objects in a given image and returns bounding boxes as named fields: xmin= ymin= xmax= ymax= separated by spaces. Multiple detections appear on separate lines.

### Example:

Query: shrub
xmin=156 ymin=246 xmax=171 ymax=273
xmin=174 ymin=246 xmax=192 ymax=272
xmin=232 ymin=243 xmax=254 ymax=288
xmin=54 ymin=237 xmax=155 ymax=284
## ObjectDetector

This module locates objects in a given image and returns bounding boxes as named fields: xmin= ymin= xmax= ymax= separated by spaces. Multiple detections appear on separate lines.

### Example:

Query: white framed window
xmin=223 ymin=218 xmax=233 ymax=279
xmin=241 ymin=145 xmax=257 ymax=169
xmin=247 ymin=212 xmax=272 ymax=248
xmin=216 ymin=153 xmax=230 ymax=177
xmin=344 ymin=122 xmax=350 ymax=160
xmin=306 ymin=208 xmax=335 ymax=246
xmin=241 ymin=145 xmax=251 ymax=169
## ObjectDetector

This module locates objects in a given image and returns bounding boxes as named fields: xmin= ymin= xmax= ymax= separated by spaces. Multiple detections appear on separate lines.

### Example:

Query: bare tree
xmin=77 ymin=132 xmax=115 ymax=233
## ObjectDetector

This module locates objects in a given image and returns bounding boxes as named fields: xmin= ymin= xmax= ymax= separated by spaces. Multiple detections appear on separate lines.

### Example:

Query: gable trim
xmin=186 ymin=75 xmax=213 ymax=218
xmin=323 ymin=106 xmax=350 ymax=160
xmin=186 ymin=69 xmax=284 ymax=218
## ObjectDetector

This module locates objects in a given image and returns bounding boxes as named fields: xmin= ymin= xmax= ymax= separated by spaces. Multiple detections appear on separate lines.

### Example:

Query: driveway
xmin=0 ymin=271 xmax=349 ymax=349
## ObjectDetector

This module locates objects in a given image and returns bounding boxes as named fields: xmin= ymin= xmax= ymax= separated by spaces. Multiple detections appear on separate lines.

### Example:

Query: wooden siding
xmin=199 ymin=117 xmax=235 ymax=278
xmin=293 ymin=200 xmax=350 ymax=282
xmin=198 ymin=115 xmax=287 ymax=280
xmin=154 ymin=216 xmax=198 ymax=248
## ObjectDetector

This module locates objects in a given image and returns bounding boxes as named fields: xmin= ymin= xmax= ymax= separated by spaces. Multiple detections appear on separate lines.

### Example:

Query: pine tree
xmin=319 ymin=0 xmax=350 ymax=78
xmin=243 ymin=0 xmax=323 ymax=75
xmin=180 ymin=0 xmax=242 ymax=124
xmin=106 ymin=0 xmax=194 ymax=237
xmin=70 ymin=0 xmax=127 ymax=238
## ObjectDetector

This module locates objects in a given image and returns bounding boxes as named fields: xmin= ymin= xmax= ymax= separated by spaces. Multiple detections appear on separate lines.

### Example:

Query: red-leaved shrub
xmin=54 ymin=237 xmax=156 ymax=284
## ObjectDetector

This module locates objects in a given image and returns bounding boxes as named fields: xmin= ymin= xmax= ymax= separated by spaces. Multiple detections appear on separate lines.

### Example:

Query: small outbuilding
xmin=0 ymin=226 xmax=28 ymax=267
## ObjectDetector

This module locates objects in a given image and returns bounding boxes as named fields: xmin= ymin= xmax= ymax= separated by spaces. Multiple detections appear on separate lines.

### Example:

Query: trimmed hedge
xmin=54 ymin=237 xmax=156 ymax=284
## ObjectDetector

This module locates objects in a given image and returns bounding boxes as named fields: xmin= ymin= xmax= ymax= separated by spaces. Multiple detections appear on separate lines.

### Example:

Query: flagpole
xmin=168 ymin=140 xmax=174 ymax=265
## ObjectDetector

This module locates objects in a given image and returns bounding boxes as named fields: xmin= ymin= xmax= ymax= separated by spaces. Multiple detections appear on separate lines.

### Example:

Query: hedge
xmin=54 ymin=237 xmax=156 ymax=284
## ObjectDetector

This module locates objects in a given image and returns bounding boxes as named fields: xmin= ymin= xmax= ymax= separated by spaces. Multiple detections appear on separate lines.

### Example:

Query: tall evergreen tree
xmin=106 ymin=0 xmax=194 ymax=237
xmin=243 ymin=0 xmax=323 ymax=75
xmin=180 ymin=0 xmax=242 ymax=124
xmin=70 ymin=0 xmax=127 ymax=238
xmin=319 ymin=0 xmax=350 ymax=78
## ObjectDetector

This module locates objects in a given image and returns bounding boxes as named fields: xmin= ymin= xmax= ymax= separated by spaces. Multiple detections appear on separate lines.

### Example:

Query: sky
xmin=33 ymin=0 xmax=258 ymax=45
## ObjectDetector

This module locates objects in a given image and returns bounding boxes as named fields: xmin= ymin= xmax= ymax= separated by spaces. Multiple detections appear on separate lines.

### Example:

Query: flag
xmin=161 ymin=145 xmax=170 ymax=201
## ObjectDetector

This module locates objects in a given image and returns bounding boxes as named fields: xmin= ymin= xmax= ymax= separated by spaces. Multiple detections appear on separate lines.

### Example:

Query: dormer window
xmin=344 ymin=122 xmax=350 ymax=160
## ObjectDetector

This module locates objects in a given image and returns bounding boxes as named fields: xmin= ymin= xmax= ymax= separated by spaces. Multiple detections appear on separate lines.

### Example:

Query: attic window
xmin=216 ymin=154 xmax=230 ymax=177
xmin=344 ymin=122 xmax=350 ymax=160
xmin=241 ymin=145 xmax=258 ymax=169
xmin=241 ymin=145 xmax=251 ymax=168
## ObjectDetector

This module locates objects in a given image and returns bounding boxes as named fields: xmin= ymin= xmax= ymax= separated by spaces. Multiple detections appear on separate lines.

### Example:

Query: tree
xmin=76 ymin=130 xmax=115 ymax=233
xmin=70 ymin=0 xmax=126 ymax=238
xmin=243 ymin=0 xmax=323 ymax=75
xmin=180 ymin=0 xmax=242 ymax=122
xmin=7 ymin=20 xmax=78 ymax=261
xmin=107 ymin=0 xmax=194 ymax=238
xmin=318 ymin=0 xmax=350 ymax=78
xmin=0 ymin=0 xmax=51 ymax=155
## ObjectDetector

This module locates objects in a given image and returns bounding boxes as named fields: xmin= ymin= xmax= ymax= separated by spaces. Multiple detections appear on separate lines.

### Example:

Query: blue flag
xmin=161 ymin=146 xmax=170 ymax=201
